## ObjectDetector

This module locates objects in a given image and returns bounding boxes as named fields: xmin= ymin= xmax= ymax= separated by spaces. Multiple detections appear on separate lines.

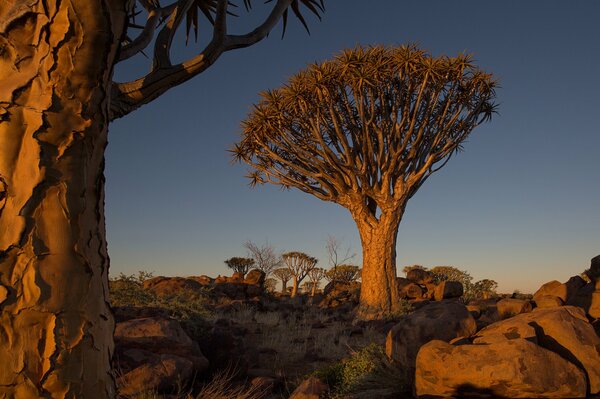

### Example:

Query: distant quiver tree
xmin=282 ymin=251 xmax=318 ymax=297
xmin=273 ymin=267 xmax=293 ymax=294
xmin=233 ymin=45 xmax=497 ymax=317
xmin=224 ymin=257 xmax=255 ymax=275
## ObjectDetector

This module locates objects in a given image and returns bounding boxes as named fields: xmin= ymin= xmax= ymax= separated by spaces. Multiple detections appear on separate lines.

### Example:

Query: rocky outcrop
xmin=115 ymin=316 xmax=209 ymax=396
xmin=398 ymin=269 xmax=464 ymax=302
xmin=143 ymin=276 xmax=204 ymax=297
xmin=433 ymin=281 xmax=463 ymax=301
xmin=415 ymin=306 xmax=600 ymax=397
xmin=320 ymin=281 xmax=360 ymax=308
xmin=416 ymin=339 xmax=586 ymax=398
xmin=496 ymin=297 xmax=532 ymax=319
xmin=533 ymin=256 xmax=600 ymax=319
xmin=386 ymin=301 xmax=476 ymax=381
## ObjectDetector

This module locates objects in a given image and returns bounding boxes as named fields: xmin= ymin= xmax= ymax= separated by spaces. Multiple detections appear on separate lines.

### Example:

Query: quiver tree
xmin=273 ymin=267 xmax=293 ymax=293
xmin=325 ymin=264 xmax=361 ymax=283
xmin=0 ymin=0 xmax=324 ymax=396
xmin=224 ymin=257 xmax=255 ymax=275
xmin=233 ymin=45 xmax=497 ymax=318
xmin=307 ymin=267 xmax=326 ymax=296
xmin=282 ymin=251 xmax=318 ymax=297
xmin=244 ymin=240 xmax=281 ymax=276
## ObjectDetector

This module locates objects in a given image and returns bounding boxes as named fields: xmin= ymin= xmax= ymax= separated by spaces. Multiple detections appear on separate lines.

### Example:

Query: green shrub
xmin=314 ymin=343 xmax=408 ymax=398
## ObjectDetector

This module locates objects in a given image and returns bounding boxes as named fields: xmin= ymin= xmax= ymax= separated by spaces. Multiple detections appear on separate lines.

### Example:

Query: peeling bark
xmin=0 ymin=1 xmax=125 ymax=397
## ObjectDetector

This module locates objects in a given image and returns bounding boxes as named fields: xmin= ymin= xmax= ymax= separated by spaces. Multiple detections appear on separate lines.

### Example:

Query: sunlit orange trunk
xmin=354 ymin=210 xmax=403 ymax=318
xmin=0 ymin=1 xmax=125 ymax=397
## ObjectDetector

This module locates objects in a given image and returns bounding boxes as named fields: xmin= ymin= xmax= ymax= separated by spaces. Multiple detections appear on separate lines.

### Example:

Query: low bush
xmin=314 ymin=343 xmax=408 ymax=398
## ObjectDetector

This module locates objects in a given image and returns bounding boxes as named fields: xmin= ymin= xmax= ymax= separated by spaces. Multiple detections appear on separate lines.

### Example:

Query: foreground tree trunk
xmin=354 ymin=209 xmax=404 ymax=319
xmin=0 ymin=1 xmax=125 ymax=397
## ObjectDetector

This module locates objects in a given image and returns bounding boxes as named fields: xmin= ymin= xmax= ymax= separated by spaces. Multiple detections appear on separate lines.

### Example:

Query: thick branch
xmin=110 ymin=0 xmax=294 ymax=120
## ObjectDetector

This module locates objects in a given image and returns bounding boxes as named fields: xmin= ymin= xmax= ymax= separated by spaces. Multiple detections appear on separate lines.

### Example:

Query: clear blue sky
xmin=107 ymin=0 xmax=599 ymax=293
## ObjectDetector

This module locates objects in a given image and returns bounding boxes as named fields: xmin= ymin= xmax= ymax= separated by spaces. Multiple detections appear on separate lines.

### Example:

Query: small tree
xmin=282 ymin=251 xmax=318 ymax=297
xmin=224 ymin=257 xmax=255 ymax=275
xmin=307 ymin=267 xmax=327 ymax=296
xmin=244 ymin=240 xmax=281 ymax=276
xmin=234 ymin=45 xmax=497 ymax=317
xmin=273 ymin=267 xmax=293 ymax=294
xmin=472 ymin=279 xmax=498 ymax=299
xmin=325 ymin=264 xmax=361 ymax=283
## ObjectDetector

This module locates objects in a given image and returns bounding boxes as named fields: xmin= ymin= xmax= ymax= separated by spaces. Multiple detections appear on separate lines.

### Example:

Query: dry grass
xmin=121 ymin=369 xmax=266 ymax=399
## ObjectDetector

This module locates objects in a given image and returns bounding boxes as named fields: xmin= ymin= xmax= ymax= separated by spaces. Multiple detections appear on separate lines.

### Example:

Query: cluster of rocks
xmin=143 ymin=268 xmax=267 ymax=301
xmin=318 ymin=280 xmax=361 ymax=308
xmin=385 ymin=255 xmax=600 ymax=399
xmin=113 ymin=308 xmax=209 ymax=397
xmin=532 ymin=254 xmax=600 ymax=319
xmin=397 ymin=268 xmax=464 ymax=302
xmin=113 ymin=269 xmax=268 ymax=395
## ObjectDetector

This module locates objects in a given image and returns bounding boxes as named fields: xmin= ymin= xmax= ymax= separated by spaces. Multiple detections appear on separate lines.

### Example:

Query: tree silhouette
xmin=273 ymin=267 xmax=293 ymax=294
xmin=0 ymin=0 xmax=324 ymax=395
xmin=307 ymin=267 xmax=326 ymax=296
xmin=234 ymin=45 xmax=497 ymax=317
xmin=224 ymin=257 xmax=255 ymax=275
xmin=244 ymin=240 xmax=281 ymax=276
xmin=282 ymin=251 xmax=318 ymax=297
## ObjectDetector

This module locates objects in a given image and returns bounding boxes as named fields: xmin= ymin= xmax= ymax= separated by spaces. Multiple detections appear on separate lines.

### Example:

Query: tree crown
xmin=233 ymin=45 xmax=497 ymax=221
xmin=224 ymin=256 xmax=255 ymax=274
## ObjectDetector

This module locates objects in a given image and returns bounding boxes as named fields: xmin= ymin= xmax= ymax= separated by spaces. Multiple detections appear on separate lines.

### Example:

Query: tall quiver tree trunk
xmin=353 ymin=207 xmax=404 ymax=319
xmin=0 ymin=1 xmax=125 ymax=397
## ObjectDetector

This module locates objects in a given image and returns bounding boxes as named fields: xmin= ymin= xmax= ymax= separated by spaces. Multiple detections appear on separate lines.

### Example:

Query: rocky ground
xmin=110 ymin=255 xmax=600 ymax=398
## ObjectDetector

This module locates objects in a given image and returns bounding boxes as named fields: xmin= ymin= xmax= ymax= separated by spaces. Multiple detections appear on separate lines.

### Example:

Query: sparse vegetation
xmin=314 ymin=343 xmax=409 ymax=398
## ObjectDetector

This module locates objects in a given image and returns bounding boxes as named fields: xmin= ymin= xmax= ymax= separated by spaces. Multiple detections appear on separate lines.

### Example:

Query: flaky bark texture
xmin=0 ymin=1 xmax=125 ymax=397
xmin=353 ymin=208 xmax=403 ymax=319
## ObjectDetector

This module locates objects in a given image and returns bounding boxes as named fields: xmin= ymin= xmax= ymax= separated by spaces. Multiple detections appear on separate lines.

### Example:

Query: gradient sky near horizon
xmin=107 ymin=0 xmax=600 ymax=293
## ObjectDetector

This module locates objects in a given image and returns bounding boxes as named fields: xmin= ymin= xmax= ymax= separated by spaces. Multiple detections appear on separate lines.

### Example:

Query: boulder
xmin=386 ymin=301 xmax=476 ymax=380
xmin=230 ymin=271 xmax=245 ymax=282
xmin=320 ymin=281 xmax=360 ymax=308
xmin=415 ymin=339 xmax=586 ymax=398
xmin=535 ymin=295 xmax=564 ymax=308
xmin=567 ymin=282 xmax=600 ymax=319
xmin=465 ymin=305 xmax=480 ymax=319
xmin=433 ymin=281 xmax=463 ymax=301
xmin=534 ymin=276 xmax=585 ymax=303
xmin=117 ymin=353 xmax=194 ymax=397
xmin=396 ymin=277 xmax=411 ymax=293
xmin=590 ymin=254 xmax=600 ymax=280
xmin=402 ymin=283 xmax=424 ymax=299
xmin=114 ymin=317 xmax=209 ymax=371
xmin=288 ymin=377 xmax=328 ymax=399
xmin=496 ymin=297 xmax=532 ymax=319
xmin=472 ymin=306 xmax=600 ymax=394
xmin=244 ymin=269 xmax=266 ymax=286
xmin=406 ymin=268 xmax=433 ymax=284
xmin=143 ymin=276 xmax=203 ymax=297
